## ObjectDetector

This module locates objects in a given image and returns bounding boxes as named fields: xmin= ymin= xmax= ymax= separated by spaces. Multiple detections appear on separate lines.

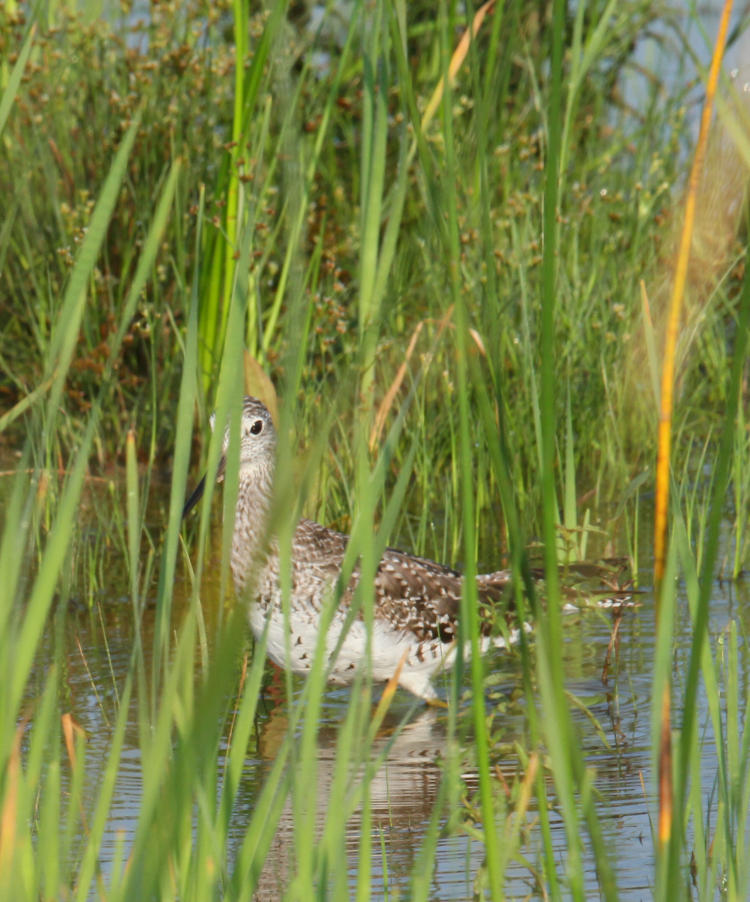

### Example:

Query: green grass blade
xmin=43 ymin=111 xmax=142 ymax=421
xmin=432 ymin=1 xmax=502 ymax=895
xmin=0 ymin=23 xmax=35 ymax=138
xmin=73 ymin=678 xmax=133 ymax=902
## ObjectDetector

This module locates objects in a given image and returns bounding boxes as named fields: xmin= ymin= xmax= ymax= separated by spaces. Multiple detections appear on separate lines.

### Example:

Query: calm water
xmin=32 ymin=489 xmax=750 ymax=900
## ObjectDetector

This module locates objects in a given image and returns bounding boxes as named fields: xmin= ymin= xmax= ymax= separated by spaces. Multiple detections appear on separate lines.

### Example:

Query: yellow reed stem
xmin=654 ymin=0 xmax=733 ymax=854
xmin=653 ymin=0 xmax=733 ymax=590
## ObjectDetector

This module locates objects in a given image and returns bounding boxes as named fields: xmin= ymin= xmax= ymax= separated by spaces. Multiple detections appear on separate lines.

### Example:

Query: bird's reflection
xmin=248 ymin=699 xmax=458 ymax=901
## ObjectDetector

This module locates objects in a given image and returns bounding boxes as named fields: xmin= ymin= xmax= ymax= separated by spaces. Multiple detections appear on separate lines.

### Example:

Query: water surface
xmin=42 ymin=532 xmax=700 ymax=899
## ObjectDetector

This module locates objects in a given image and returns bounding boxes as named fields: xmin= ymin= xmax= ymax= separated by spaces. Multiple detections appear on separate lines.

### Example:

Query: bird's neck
xmin=231 ymin=462 xmax=275 ymax=594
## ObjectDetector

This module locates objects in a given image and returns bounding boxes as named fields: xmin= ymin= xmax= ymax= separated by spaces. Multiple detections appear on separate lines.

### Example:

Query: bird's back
xmin=283 ymin=517 xmax=513 ymax=646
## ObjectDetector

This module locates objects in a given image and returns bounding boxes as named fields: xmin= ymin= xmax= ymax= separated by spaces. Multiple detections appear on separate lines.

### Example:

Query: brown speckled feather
xmin=292 ymin=516 xmax=513 ymax=644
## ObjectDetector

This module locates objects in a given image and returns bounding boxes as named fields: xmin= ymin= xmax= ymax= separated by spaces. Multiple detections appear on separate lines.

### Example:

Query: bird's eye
xmin=250 ymin=419 xmax=263 ymax=435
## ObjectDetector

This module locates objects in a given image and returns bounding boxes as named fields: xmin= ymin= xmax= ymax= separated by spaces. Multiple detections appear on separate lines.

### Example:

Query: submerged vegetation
xmin=1 ymin=0 xmax=750 ymax=898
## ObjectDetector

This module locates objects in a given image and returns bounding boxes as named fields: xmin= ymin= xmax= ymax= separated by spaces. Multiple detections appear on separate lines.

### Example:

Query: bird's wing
xmin=372 ymin=549 xmax=514 ymax=643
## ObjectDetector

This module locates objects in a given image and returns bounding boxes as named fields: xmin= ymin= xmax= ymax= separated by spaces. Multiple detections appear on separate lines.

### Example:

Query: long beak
xmin=182 ymin=454 xmax=226 ymax=518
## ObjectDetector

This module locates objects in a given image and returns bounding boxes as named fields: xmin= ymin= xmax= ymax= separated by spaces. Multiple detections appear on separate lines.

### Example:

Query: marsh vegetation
xmin=1 ymin=0 xmax=750 ymax=898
